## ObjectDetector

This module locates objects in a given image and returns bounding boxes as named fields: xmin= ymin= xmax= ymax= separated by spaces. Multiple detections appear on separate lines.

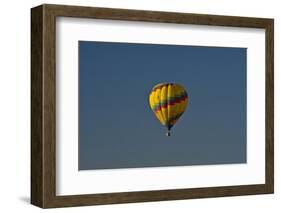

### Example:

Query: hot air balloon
xmin=149 ymin=83 xmax=188 ymax=136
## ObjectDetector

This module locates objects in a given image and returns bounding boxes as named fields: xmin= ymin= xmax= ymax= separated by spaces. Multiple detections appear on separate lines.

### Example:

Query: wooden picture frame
xmin=31 ymin=4 xmax=274 ymax=208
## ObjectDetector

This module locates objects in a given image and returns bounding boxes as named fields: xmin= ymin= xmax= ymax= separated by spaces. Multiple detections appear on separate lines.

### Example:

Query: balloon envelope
xmin=149 ymin=83 xmax=188 ymax=136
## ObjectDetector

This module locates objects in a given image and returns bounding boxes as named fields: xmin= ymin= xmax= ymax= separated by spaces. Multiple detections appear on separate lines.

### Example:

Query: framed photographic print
xmin=31 ymin=4 xmax=274 ymax=208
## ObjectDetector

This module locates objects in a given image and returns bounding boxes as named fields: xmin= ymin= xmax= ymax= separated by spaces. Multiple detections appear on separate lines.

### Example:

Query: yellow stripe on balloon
xmin=173 ymin=84 xmax=181 ymax=119
xmin=160 ymin=85 xmax=168 ymax=124
xmin=154 ymin=91 xmax=165 ymax=125
xmin=170 ymin=84 xmax=179 ymax=118
xmin=155 ymin=88 xmax=166 ymax=125
xmin=167 ymin=84 xmax=173 ymax=122
xmin=179 ymin=85 xmax=187 ymax=113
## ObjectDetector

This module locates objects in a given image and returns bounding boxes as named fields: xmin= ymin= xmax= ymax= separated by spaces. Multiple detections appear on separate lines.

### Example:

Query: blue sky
xmin=79 ymin=41 xmax=247 ymax=170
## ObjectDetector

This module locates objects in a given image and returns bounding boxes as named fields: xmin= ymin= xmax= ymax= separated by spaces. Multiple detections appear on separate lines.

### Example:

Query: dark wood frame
xmin=31 ymin=4 xmax=274 ymax=208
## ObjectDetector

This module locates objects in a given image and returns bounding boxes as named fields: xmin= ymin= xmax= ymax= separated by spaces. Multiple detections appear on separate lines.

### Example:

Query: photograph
xmin=78 ymin=41 xmax=247 ymax=170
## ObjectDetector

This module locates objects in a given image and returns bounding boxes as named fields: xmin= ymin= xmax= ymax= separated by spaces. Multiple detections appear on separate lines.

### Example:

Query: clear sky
xmin=78 ymin=41 xmax=246 ymax=170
